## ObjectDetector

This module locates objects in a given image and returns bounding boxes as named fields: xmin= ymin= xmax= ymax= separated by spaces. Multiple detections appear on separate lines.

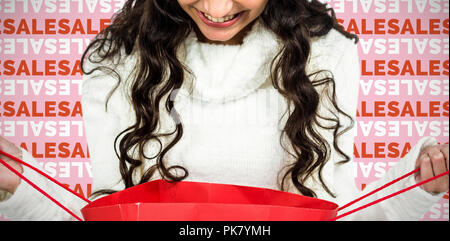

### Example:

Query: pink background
xmin=0 ymin=0 xmax=448 ymax=221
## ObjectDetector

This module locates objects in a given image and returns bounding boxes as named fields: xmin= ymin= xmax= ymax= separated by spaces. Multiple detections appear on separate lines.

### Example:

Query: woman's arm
xmin=80 ymin=49 xmax=137 ymax=196
xmin=0 ymin=147 xmax=86 ymax=220
xmin=328 ymin=38 xmax=446 ymax=220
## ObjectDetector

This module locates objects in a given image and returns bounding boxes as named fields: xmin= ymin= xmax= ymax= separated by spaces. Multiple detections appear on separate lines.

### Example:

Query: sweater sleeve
xmin=0 ymin=147 xmax=86 ymax=220
xmin=329 ymin=39 xmax=445 ymax=221
xmin=80 ymin=50 xmax=136 ymax=195
xmin=0 ymin=48 xmax=136 ymax=220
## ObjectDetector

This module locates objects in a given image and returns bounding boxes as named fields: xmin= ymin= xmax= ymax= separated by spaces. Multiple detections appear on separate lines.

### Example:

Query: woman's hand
xmin=0 ymin=136 xmax=23 ymax=194
xmin=415 ymin=143 xmax=449 ymax=194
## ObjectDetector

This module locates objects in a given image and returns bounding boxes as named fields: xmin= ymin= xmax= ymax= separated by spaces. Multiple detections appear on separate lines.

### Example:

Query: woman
xmin=0 ymin=0 xmax=448 ymax=221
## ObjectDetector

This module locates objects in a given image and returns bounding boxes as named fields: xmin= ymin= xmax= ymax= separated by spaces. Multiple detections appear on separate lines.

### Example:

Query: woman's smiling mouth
xmin=196 ymin=9 xmax=245 ymax=28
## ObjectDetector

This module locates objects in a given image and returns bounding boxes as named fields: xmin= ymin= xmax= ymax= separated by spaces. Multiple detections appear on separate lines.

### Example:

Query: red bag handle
xmin=332 ymin=168 xmax=448 ymax=220
xmin=0 ymin=150 xmax=90 ymax=221
xmin=0 ymin=149 xmax=448 ymax=221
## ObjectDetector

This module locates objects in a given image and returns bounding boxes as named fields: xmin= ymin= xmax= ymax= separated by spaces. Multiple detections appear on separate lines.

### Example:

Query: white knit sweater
xmin=0 ymin=18 xmax=444 ymax=221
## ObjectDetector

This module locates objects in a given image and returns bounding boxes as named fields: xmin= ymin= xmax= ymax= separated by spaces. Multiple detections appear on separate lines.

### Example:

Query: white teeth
xmin=203 ymin=12 xmax=236 ymax=23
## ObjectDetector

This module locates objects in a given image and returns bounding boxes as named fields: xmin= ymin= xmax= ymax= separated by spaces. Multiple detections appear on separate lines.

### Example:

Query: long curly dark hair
xmin=81 ymin=0 xmax=359 ymax=199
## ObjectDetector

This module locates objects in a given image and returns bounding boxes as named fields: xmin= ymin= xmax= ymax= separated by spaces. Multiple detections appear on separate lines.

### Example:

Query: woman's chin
xmin=201 ymin=32 xmax=237 ymax=43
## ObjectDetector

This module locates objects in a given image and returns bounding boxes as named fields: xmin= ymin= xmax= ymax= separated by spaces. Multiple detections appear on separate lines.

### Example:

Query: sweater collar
xmin=177 ymin=18 xmax=283 ymax=103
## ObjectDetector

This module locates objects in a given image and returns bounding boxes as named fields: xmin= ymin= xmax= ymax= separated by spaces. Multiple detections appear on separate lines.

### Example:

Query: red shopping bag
xmin=0 ymin=150 xmax=447 ymax=221
xmin=80 ymin=180 xmax=338 ymax=221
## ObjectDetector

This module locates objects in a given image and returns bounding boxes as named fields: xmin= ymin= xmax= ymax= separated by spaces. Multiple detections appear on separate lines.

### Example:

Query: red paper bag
xmin=81 ymin=180 xmax=339 ymax=221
